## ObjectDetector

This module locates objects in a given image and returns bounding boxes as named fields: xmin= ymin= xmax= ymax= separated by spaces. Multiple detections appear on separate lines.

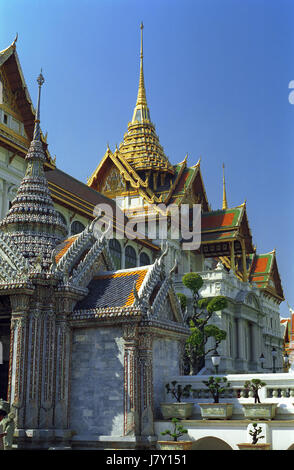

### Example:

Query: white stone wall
xmin=70 ymin=327 xmax=125 ymax=438
xmin=152 ymin=337 xmax=182 ymax=418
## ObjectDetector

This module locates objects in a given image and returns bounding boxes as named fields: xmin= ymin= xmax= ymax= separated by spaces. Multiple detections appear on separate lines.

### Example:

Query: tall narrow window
xmin=125 ymin=245 xmax=137 ymax=269
xmin=139 ymin=252 xmax=150 ymax=266
xmin=109 ymin=238 xmax=122 ymax=270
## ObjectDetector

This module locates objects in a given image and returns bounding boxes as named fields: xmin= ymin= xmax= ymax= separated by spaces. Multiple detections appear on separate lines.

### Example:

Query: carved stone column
xmin=138 ymin=331 xmax=154 ymax=436
xmin=122 ymin=323 xmax=140 ymax=436
xmin=54 ymin=292 xmax=75 ymax=431
xmin=39 ymin=286 xmax=56 ymax=430
xmin=8 ymin=293 xmax=31 ymax=429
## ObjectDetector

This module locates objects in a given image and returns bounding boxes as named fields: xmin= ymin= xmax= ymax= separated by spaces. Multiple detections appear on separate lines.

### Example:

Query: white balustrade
xmin=164 ymin=373 xmax=294 ymax=419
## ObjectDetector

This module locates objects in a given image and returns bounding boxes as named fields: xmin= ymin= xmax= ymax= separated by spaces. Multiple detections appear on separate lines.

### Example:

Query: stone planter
xmin=199 ymin=403 xmax=233 ymax=420
xmin=160 ymin=402 xmax=194 ymax=420
xmin=157 ymin=441 xmax=193 ymax=450
xmin=242 ymin=403 xmax=277 ymax=420
xmin=237 ymin=443 xmax=271 ymax=450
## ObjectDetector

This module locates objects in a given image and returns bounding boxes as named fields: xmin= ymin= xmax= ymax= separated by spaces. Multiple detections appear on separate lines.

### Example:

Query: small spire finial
xmin=140 ymin=22 xmax=144 ymax=58
xmin=134 ymin=22 xmax=147 ymax=109
xmin=37 ymin=69 xmax=45 ymax=87
xmin=33 ymin=69 xmax=45 ymax=141
xmin=222 ymin=163 xmax=228 ymax=210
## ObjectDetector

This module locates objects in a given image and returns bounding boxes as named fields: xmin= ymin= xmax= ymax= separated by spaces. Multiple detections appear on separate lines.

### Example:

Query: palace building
xmin=86 ymin=24 xmax=285 ymax=374
xmin=0 ymin=26 xmax=286 ymax=449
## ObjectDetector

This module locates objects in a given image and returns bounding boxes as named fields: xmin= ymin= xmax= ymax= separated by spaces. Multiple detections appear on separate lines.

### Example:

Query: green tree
xmin=178 ymin=272 xmax=228 ymax=375
xmin=160 ymin=418 xmax=189 ymax=442
xmin=244 ymin=379 xmax=266 ymax=404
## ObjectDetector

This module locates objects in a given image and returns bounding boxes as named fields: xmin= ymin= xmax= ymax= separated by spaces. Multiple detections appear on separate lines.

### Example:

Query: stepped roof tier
xmin=0 ymin=72 xmax=67 ymax=269
xmin=201 ymin=203 xmax=253 ymax=254
xmin=248 ymin=249 xmax=284 ymax=302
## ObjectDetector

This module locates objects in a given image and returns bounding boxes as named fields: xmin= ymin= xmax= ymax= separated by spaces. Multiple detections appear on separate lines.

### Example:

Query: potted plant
xmin=160 ymin=381 xmax=194 ymax=419
xmin=242 ymin=379 xmax=277 ymax=420
xmin=157 ymin=418 xmax=193 ymax=450
xmin=237 ymin=423 xmax=271 ymax=450
xmin=198 ymin=376 xmax=233 ymax=420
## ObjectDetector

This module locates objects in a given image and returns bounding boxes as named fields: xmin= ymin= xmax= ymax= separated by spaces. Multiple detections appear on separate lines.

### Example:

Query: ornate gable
xmin=101 ymin=166 xmax=125 ymax=194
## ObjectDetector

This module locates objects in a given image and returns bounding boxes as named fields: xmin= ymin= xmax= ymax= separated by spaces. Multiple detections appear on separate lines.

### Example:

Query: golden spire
xmin=137 ymin=22 xmax=147 ymax=106
xmin=222 ymin=163 xmax=228 ymax=210
xmin=132 ymin=22 xmax=151 ymax=123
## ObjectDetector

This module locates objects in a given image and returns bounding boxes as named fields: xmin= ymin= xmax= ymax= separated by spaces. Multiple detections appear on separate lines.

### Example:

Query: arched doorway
xmin=193 ymin=436 xmax=233 ymax=450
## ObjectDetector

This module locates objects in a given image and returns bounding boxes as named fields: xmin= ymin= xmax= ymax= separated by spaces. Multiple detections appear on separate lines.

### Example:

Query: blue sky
xmin=1 ymin=0 xmax=293 ymax=317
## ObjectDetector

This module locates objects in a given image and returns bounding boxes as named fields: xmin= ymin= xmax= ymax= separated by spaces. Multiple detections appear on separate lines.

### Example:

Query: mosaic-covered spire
xmin=0 ymin=71 xmax=67 ymax=270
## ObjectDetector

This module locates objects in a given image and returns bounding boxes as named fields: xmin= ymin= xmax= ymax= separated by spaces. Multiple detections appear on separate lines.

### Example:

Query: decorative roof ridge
xmin=0 ymin=34 xmax=18 ymax=63
xmin=253 ymin=249 xmax=276 ymax=257
xmin=87 ymin=146 xmax=113 ymax=187
xmin=203 ymin=204 xmax=243 ymax=215
xmin=111 ymin=148 xmax=164 ymax=204
xmin=114 ymin=148 xmax=149 ymax=188
xmin=69 ymin=223 xmax=114 ymax=287
xmin=148 ymin=258 xmax=180 ymax=319
xmin=51 ymin=218 xmax=99 ymax=273
xmin=164 ymin=157 xmax=188 ymax=204
xmin=110 ymin=150 xmax=140 ymax=190
xmin=70 ymin=306 xmax=143 ymax=320
xmin=190 ymin=157 xmax=201 ymax=168
xmin=132 ymin=242 xmax=169 ymax=313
